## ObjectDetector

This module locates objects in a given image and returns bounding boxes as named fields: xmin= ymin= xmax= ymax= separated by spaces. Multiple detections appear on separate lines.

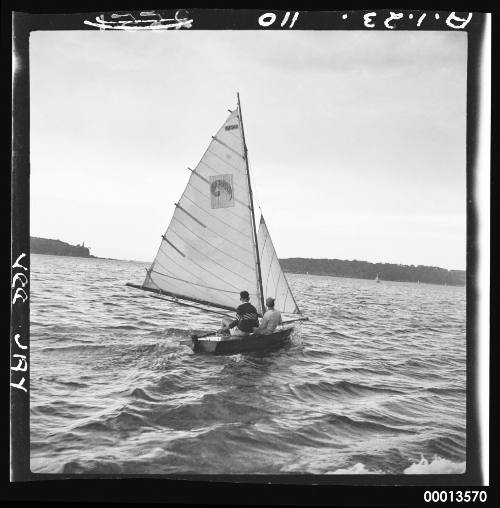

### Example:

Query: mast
xmin=237 ymin=92 xmax=265 ymax=314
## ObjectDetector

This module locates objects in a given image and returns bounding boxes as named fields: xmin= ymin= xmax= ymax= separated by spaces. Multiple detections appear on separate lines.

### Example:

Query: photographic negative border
xmin=8 ymin=4 xmax=493 ymax=505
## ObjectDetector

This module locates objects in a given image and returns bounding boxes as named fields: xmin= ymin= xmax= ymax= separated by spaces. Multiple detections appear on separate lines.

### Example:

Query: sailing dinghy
xmin=127 ymin=94 xmax=307 ymax=354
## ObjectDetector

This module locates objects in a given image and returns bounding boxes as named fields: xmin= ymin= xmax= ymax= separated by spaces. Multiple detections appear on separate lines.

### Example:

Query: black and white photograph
xmin=10 ymin=7 xmax=492 ymax=499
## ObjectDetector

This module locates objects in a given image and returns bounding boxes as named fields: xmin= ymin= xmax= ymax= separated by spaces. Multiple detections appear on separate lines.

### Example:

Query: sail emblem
xmin=210 ymin=174 xmax=234 ymax=209
xmin=225 ymin=124 xmax=238 ymax=131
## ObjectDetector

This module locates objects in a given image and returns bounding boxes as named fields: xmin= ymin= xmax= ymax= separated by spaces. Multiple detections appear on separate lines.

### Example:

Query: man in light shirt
xmin=254 ymin=297 xmax=282 ymax=335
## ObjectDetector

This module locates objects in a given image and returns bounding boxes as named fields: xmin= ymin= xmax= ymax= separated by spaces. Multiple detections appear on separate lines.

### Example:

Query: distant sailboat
xmin=127 ymin=94 xmax=307 ymax=354
xmin=375 ymin=273 xmax=380 ymax=283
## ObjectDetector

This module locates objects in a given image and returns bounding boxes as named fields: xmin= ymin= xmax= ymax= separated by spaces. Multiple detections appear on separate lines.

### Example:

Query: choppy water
xmin=30 ymin=254 xmax=466 ymax=475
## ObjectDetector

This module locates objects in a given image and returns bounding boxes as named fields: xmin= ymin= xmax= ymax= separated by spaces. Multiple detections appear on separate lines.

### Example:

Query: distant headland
xmin=279 ymin=258 xmax=465 ymax=286
xmin=30 ymin=237 xmax=93 ymax=258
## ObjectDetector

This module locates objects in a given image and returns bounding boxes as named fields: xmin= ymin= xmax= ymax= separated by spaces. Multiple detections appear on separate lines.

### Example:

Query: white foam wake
xmin=404 ymin=454 xmax=466 ymax=474
xmin=327 ymin=463 xmax=384 ymax=474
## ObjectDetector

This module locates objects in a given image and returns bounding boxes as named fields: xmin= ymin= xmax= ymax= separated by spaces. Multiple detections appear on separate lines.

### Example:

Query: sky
xmin=30 ymin=30 xmax=467 ymax=269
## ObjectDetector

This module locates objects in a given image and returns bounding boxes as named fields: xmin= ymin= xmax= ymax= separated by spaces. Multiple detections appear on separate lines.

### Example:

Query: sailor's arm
xmin=227 ymin=318 xmax=238 ymax=329
xmin=221 ymin=308 xmax=241 ymax=330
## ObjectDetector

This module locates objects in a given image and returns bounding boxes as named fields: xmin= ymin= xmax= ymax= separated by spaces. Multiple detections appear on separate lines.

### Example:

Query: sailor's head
xmin=239 ymin=290 xmax=250 ymax=302
xmin=266 ymin=297 xmax=275 ymax=309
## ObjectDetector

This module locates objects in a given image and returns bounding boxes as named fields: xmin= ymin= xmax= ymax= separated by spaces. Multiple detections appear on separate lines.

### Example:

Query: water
xmin=30 ymin=254 xmax=466 ymax=475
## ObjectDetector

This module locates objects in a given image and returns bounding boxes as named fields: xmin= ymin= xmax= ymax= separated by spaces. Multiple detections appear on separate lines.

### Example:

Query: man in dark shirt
xmin=219 ymin=290 xmax=259 ymax=336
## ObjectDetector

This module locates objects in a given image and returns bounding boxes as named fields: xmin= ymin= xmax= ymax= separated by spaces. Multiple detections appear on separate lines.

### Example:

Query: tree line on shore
xmin=279 ymin=258 xmax=465 ymax=286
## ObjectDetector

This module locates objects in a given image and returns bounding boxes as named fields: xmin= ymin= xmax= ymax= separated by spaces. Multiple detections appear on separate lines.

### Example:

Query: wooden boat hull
xmin=192 ymin=327 xmax=293 ymax=355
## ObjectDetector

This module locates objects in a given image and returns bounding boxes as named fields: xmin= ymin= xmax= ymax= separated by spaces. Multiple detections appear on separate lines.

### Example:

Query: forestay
xmin=142 ymin=109 xmax=263 ymax=314
xmin=257 ymin=216 xmax=301 ymax=314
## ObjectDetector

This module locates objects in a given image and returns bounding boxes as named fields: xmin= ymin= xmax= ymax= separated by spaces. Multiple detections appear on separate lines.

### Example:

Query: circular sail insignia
xmin=209 ymin=174 xmax=234 ymax=209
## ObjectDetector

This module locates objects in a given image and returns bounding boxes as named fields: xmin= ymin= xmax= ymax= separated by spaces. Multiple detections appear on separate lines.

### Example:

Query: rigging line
xmin=247 ymin=162 xmax=264 ymax=217
xmin=277 ymin=259 xmax=299 ymax=313
xmin=283 ymin=271 xmax=300 ymax=313
xmin=181 ymin=194 xmax=253 ymax=245
xmin=169 ymin=228 xmax=256 ymax=286
xmin=150 ymin=269 xmax=243 ymax=295
xmin=184 ymin=182 xmax=251 ymax=227
xmin=171 ymin=216 xmax=255 ymax=271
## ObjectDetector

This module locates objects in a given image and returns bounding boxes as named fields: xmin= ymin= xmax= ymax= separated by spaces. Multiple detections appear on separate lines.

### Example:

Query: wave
xmin=427 ymin=386 xmax=465 ymax=395
xmin=318 ymin=413 xmax=416 ymax=435
xmin=130 ymin=387 xmax=159 ymax=402
xmin=425 ymin=434 xmax=466 ymax=459
xmin=39 ymin=344 xmax=109 ymax=353
xmin=404 ymin=454 xmax=465 ymax=474
xmin=290 ymin=380 xmax=404 ymax=401
xmin=101 ymin=324 xmax=142 ymax=330
xmin=75 ymin=409 xmax=152 ymax=433
xmin=152 ymin=394 xmax=268 ymax=430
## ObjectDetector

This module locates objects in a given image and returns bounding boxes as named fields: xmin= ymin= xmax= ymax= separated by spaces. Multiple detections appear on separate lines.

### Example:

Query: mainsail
xmin=140 ymin=105 xmax=264 ymax=314
xmin=257 ymin=216 xmax=300 ymax=314
xmin=128 ymin=95 xmax=301 ymax=318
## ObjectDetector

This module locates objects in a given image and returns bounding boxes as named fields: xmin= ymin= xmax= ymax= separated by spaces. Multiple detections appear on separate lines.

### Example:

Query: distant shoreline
xmin=31 ymin=251 xmax=136 ymax=263
xmin=30 ymin=237 xmax=464 ymax=286
xmin=280 ymin=258 xmax=465 ymax=286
